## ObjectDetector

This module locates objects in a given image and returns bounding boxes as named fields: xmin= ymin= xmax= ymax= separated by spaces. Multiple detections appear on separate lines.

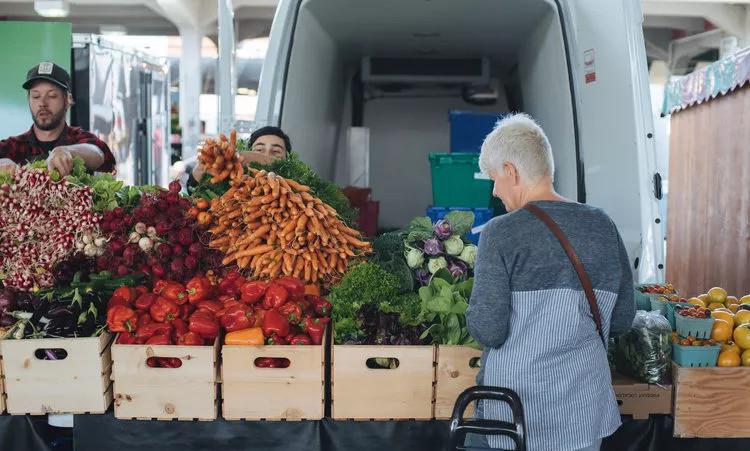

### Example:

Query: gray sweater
xmin=466 ymin=201 xmax=635 ymax=450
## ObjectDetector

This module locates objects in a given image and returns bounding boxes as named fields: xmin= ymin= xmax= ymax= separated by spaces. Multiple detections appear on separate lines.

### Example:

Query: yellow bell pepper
xmin=224 ymin=327 xmax=265 ymax=345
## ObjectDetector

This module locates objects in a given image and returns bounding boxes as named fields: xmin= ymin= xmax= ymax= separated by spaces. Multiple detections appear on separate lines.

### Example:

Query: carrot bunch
xmin=208 ymin=169 xmax=371 ymax=284
xmin=197 ymin=130 xmax=243 ymax=184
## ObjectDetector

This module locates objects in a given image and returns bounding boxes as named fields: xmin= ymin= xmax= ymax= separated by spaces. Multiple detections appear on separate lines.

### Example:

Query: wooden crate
xmin=332 ymin=345 xmax=435 ymax=420
xmin=673 ymin=364 xmax=750 ymax=438
xmin=0 ymin=333 xmax=113 ymax=415
xmin=111 ymin=338 xmax=219 ymax=420
xmin=611 ymin=372 xmax=672 ymax=420
xmin=434 ymin=345 xmax=482 ymax=419
xmin=221 ymin=334 xmax=325 ymax=420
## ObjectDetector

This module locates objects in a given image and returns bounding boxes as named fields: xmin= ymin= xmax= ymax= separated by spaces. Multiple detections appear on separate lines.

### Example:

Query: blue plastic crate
xmin=449 ymin=110 xmax=506 ymax=153
xmin=426 ymin=206 xmax=494 ymax=244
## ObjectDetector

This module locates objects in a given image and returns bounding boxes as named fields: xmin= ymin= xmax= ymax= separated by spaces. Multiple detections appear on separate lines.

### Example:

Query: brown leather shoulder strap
xmin=523 ymin=203 xmax=606 ymax=346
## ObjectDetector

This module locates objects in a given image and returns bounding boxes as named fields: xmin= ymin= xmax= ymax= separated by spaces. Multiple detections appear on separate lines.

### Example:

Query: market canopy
xmin=663 ymin=46 xmax=750 ymax=115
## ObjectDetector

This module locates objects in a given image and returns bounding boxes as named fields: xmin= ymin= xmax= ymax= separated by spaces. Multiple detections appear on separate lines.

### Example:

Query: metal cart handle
xmin=447 ymin=386 xmax=526 ymax=451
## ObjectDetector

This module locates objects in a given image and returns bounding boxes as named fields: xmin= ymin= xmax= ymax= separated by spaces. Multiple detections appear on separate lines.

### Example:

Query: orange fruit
xmin=688 ymin=298 xmax=706 ymax=308
xmin=734 ymin=324 xmax=750 ymax=349
xmin=698 ymin=294 xmax=709 ymax=303
xmin=717 ymin=350 xmax=741 ymax=367
xmin=742 ymin=349 xmax=750 ymax=367
xmin=708 ymin=302 xmax=726 ymax=311
xmin=708 ymin=287 xmax=728 ymax=304
xmin=711 ymin=319 xmax=733 ymax=342
xmin=727 ymin=296 xmax=738 ymax=305
xmin=728 ymin=304 xmax=740 ymax=313
xmin=721 ymin=342 xmax=741 ymax=354
xmin=735 ymin=310 xmax=750 ymax=327
xmin=740 ymin=295 xmax=750 ymax=305
xmin=711 ymin=310 xmax=735 ymax=328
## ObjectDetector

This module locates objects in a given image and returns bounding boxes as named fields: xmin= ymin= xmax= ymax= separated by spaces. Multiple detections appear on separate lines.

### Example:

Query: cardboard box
xmin=611 ymin=372 xmax=673 ymax=419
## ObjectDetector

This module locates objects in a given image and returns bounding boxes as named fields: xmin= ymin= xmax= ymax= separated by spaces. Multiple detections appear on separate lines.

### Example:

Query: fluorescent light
xmin=34 ymin=0 xmax=69 ymax=18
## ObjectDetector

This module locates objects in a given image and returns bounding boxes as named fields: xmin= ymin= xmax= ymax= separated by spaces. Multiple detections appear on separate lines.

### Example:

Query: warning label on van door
xmin=584 ymin=49 xmax=596 ymax=84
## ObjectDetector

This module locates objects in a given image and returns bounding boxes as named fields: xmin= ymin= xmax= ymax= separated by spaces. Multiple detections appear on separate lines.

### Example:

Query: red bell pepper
xmin=275 ymin=276 xmax=305 ymax=299
xmin=254 ymin=357 xmax=276 ymax=368
xmin=107 ymin=295 xmax=132 ymax=310
xmin=262 ymin=284 xmax=289 ymax=310
xmin=177 ymin=331 xmax=205 ymax=346
xmin=239 ymin=281 xmax=268 ymax=305
xmin=134 ymin=285 xmax=149 ymax=297
xmin=156 ymin=282 xmax=188 ymax=305
xmin=116 ymin=332 xmax=138 ymax=344
xmin=150 ymin=297 xmax=179 ymax=323
xmin=265 ymin=334 xmax=288 ymax=345
xmin=189 ymin=310 xmax=220 ymax=339
xmin=186 ymin=276 xmax=213 ymax=304
xmin=113 ymin=286 xmax=137 ymax=304
xmin=107 ymin=305 xmax=137 ymax=333
xmin=308 ymin=296 xmax=332 ymax=317
xmin=179 ymin=303 xmax=196 ymax=320
xmin=146 ymin=334 xmax=171 ymax=345
xmin=172 ymin=317 xmax=189 ymax=342
xmin=288 ymin=324 xmax=302 ymax=337
xmin=278 ymin=302 xmax=303 ymax=325
xmin=220 ymin=304 xmax=255 ymax=332
xmin=252 ymin=308 xmax=266 ymax=328
xmin=157 ymin=357 xmax=182 ymax=368
xmin=134 ymin=293 xmax=158 ymax=311
xmin=196 ymin=300 xmax=223 ymax=315
xmin=152 ymin=280 xmax=169 ymax=295
xmin=218 ymin=278 xmax=240 ymax=297
xmin=289 ymin=334 xmax=312 ymax=345
xmin=262 ymin=309 xmax=290 ymax=337
xmin=138 ymin=322 xmax=173 ymax=340
xmin=302 ymin=316 xmax=329 ymax=345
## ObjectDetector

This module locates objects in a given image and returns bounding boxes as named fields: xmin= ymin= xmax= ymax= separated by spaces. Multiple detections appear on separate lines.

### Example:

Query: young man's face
xmin=251 ymin=134 xmax=287 ymax=159
xmin=28 ymin=81 xmax=68 ymax=131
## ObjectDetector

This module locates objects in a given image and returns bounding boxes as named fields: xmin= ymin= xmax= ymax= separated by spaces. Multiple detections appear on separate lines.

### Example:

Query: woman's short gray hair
xmin=479 ymin=113 xmax=555 ymax=183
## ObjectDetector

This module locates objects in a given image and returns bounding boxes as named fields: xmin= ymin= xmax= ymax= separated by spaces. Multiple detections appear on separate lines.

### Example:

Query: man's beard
xmin=32 ymin=107 xmax=66 ymax=131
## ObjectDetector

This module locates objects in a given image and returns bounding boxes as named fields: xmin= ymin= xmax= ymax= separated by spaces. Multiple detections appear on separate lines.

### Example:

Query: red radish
xmin=147 ymin=255 xmax=160 ymax=267
xmin=177 ymin=228 xmax=193 ymax=246
xmin=166 ymin=192 xmax=180 ymax=205
xmin=156 ymin=243 xmax=172 ymax=258
xmin=172 ymin=244 xmax=184 ymax=256
xmin=168 ymin=180 xmax=181 ymax=193
xmin=122 ymin=214 xmax=134 ymax=226
xmin=139 ymin=265 xmax=151 ymax=275
xmin=113 ymin=207 xmax=124 ymax=217
xmin=178 ymin=198 xmax=191 ymax=209
xmin=100 ymin=221 xmax=111 ymax=233
xmin=156 ymin=222 xmax=171 ymax=236
xmin=170 ymin=257 xmax=184 ymax=272
xmin=188 ymin=242 xmax=203 ymax=258
xmin=184 ymin=255 xmax=198 ymax=270
xmin=117 ymin=265 xmax=130 ymax=276
xmin=96 ymin=256 xmax=108 ymax=270
xmin=151 ymin=263 xmax=166 ymax=278
xmin=142 ymin=206 xmax=156 ymax=219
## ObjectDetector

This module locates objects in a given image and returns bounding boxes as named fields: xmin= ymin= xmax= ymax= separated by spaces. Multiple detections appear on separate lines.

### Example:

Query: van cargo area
xmin=280 ymin=0 xmax=577 ymax=229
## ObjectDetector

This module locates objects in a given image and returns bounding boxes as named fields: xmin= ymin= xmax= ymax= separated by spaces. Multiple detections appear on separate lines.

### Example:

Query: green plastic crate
xmin=429 ymin=153 xmax=493 ymax=209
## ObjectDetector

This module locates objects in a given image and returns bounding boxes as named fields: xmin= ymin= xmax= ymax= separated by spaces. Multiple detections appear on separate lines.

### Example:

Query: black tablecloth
xmin=72 ymin=414 xmax=750 ymax=451
xmin=4 ymin=413 xmax=750 ymax=451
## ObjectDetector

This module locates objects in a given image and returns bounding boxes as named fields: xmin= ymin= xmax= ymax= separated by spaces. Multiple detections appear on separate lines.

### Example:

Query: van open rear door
xmin=557 ymin=0 xmax=664 ymax=282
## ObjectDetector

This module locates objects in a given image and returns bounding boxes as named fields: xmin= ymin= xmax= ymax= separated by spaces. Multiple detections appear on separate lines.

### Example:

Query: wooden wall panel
xmin=667 ymin=85 xmax=750 ymax=298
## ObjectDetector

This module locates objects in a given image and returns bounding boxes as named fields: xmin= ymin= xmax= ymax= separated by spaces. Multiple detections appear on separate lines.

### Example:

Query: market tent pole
xmin=218 ymin=0 xmax=236 ymax=134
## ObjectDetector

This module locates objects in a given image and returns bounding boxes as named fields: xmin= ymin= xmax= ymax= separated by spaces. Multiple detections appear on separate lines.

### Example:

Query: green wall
xmin=0 ymin=21 xmax=72 ymax=138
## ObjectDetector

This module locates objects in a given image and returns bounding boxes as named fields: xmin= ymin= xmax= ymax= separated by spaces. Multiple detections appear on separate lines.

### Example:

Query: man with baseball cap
xmin=0 ymin=61 xmax=116 ymax=176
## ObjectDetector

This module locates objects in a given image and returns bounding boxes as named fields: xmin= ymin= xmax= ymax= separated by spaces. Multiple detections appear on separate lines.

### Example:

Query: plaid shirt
xmin=0 ymin=124 xmax=116 ymax=172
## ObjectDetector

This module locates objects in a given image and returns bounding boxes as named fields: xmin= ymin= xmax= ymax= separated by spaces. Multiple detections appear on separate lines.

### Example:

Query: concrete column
xmin=179 ymin=26 xmax=203 ymax=160
xmin=217 ymin=0 xmax=236 ymax=133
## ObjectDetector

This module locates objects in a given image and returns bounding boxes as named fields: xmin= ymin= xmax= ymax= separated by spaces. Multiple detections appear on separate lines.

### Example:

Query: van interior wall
xmin=364 ymin=95 xmax=508 ymax=229
xmin=518 ymin=8 xmax=577 ymax=200
xmin=280 ymin=8 xmax=345 ymax=180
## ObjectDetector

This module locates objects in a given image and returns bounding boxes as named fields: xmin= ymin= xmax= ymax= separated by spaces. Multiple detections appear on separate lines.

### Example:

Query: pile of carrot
xmin=197 ymin=130 xmax=243 ymax=183
xmin=208 ymin=169 xmax=371 ymax=283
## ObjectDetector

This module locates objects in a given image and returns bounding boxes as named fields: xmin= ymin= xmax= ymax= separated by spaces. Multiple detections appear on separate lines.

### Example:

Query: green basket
xmin=650 ymin=299 xmax=686 ymax=329
xmin=672 ymin=343 xmax=720 ymax=367
xmin=675 ymin=313 xmax=714 ymax=339
xmin=634 ymin=289 xmax=652 ymax=311
xmin=429 ymin=153 xmax=493 ymax=209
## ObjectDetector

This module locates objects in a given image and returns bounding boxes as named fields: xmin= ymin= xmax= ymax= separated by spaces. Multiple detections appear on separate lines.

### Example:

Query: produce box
xmin=221 ymin=332 xmax=326 ymax=421
xmin=673 ymin=364 xmax=750 ymax=438
xmin=449 ymin=110 xmax=505 ymax=153
xmin=429 ymin=153 xmax=493 ymax=209
xmin=111 ymin=337 xmax=219 ymax=420
xmin=0 ymin=333 xmax=113 ymax=415
xmin=332 ymin=345 xmax=435 ymax=420
xmin=611 ymin=372 xmax=672 ymax=419
xmin=433 ymin=345 xmax=482 ymax=419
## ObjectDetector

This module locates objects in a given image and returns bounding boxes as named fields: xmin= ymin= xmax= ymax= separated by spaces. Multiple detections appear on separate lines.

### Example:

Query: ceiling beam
xmin=643 ymin=1 xmax=748 ymax=38
xmin=643 ymin=15 xmax=705 ymax=32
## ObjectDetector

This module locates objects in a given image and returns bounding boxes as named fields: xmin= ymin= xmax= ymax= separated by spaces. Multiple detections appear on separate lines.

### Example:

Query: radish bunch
xmin=98 ymin=181 xmax=220 ymax=282
xmin=0 ymin=167 xmax=100 ymax=290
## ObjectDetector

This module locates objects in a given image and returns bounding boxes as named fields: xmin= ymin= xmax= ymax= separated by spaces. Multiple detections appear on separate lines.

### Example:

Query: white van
xmin=254 ymin=0 xmax=664 ymax=283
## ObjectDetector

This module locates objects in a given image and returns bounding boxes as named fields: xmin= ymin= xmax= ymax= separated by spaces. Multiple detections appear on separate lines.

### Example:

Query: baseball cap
xmin=23 ymin=61 xmax=71 ymax=92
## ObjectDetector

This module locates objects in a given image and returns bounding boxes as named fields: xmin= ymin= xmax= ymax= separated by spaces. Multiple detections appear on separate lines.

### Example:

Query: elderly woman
xmin=465 ymin=114 xmax=635 ymax=451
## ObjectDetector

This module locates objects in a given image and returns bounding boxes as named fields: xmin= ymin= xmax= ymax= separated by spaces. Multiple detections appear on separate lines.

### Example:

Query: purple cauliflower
xmin=423 ymin=238 xmax=444 ymax=256
xmin=433 ymin=219 xmax=452 ymax=240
